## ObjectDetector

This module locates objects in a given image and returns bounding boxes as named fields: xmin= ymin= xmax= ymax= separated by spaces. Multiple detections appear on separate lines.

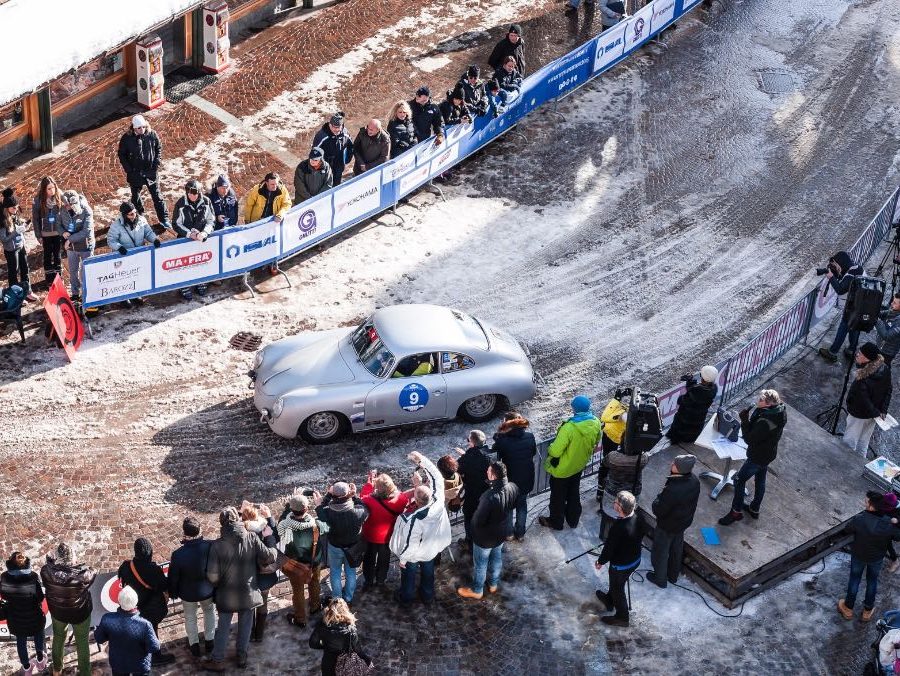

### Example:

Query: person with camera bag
xmin=843 ymin=342 xmax=892 ymax=458
xmin=818 ymin=251 xmax=864 ymax=362
xmin=278 ymin=493 xmax=329 ymax=629
xmin=719 ymin=390 xmax=787 ymax=526
xmin=666 ymin=366 xmax=719 ymax=445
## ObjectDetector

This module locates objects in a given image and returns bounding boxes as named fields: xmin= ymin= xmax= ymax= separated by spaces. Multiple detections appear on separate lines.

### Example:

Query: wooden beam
xmin=124 ymin=42 xmax=137 ymax=87
xmin=184 ymin=13 xmax=193 ymax=64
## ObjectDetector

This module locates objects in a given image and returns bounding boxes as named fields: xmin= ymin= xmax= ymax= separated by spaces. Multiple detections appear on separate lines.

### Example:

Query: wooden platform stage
xmin=637 ymin=403 xmax=871 ymax=608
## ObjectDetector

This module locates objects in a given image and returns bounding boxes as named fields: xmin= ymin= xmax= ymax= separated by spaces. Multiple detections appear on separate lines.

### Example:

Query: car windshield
xmin=350 ymin=318 xmax=395 ymax=378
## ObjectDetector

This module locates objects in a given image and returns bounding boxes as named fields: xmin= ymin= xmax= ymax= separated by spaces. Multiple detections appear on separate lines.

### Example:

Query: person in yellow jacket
xmin=596 ymin=390 xmax=628 ymax=501
xmin=243 ymin=172 xmax=291 ymax=224
xmin=538 ymin=395 xmax=602 ymax=531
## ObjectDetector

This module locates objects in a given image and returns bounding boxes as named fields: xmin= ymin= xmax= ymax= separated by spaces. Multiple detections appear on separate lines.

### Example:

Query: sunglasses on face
xmin=188 ymin=189 xmax=199 ymax=194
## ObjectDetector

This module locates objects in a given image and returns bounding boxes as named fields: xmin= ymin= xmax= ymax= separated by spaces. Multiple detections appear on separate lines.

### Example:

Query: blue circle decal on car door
xmin=399 ymin=383 xmax=429 ymax=412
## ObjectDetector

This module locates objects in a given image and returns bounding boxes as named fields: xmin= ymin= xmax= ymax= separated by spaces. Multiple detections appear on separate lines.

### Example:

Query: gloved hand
xmin=118 ymin=246 xmax=128 ymax=256
xmin=153 ymin=239 xmax=161 ymax=248
xmin=549 ymin=457 xmax=560 ymax=468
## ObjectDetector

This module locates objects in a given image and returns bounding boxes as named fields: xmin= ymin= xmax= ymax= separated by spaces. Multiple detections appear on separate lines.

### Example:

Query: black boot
xmin=190 ymin=643 xmax=202 ymax=658
xmin=205 ymin=639 xmax=215 ymax=654
xmin=718 ymin=510 xmax=743 ymax=526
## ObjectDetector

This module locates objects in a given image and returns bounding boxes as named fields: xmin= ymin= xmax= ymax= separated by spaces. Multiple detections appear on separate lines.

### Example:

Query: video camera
xmin=613 ymin=386 xmax=633 ymax=400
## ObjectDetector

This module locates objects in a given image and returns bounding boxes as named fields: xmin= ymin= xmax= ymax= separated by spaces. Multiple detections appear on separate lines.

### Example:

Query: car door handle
xmin=433 ymin=389 xmax=445 ymax=395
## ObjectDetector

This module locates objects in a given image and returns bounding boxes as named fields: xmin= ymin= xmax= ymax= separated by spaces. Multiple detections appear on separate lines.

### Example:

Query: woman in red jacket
xmin=360 ymin=472 xmax=413 ymax=590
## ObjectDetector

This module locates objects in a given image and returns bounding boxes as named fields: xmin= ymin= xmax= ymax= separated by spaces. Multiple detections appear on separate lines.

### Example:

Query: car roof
xmin=373 ymin=304 xmax=489 ymax=356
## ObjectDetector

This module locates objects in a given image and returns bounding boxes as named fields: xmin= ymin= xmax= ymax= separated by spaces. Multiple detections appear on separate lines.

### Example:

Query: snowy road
xmin=1 ymin=0 xmax=899 ymax=566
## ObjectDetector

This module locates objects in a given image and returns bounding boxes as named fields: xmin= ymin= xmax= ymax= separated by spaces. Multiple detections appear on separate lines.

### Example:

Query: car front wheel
xmin=298 ymin=411 xmax=348 ymax=444
xmin=459 ymin=394 xmax=500 ymax=423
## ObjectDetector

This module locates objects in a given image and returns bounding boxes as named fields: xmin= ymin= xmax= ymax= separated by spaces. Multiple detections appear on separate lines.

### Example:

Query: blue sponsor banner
xmin=83 ymin=0 xmax=704 ymax=308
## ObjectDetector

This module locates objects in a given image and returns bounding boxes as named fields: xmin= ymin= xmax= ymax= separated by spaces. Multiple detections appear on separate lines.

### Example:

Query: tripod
xmin=873 ymin=223 xmax=900 ymax=297
xmin=815 ymin=354 xmax=855 ymax=436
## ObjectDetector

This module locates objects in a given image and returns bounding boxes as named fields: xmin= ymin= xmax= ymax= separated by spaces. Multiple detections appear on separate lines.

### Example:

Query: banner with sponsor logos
xmin=80 ymin=0 xmax=724 ymax=308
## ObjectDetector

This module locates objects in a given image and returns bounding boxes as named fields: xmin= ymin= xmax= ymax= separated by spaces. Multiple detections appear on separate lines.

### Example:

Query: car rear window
xmin=351 ymin=319 xmax=395 ymax=378
xmin=450 ymin=310 xmax=489 ymax=350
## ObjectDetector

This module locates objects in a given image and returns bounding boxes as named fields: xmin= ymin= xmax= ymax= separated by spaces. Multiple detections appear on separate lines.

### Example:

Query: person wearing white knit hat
xmin=665 ymin=365 xmax=719 ymax=445
xmin=117 ymin=113 xmax=171 ymax=228
xmin=95 ymin=585 xmax=162 ymax=675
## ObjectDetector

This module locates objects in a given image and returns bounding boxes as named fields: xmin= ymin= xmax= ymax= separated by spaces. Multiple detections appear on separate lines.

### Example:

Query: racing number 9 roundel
xmin=399 ymin=383 xmax=429 ymax=412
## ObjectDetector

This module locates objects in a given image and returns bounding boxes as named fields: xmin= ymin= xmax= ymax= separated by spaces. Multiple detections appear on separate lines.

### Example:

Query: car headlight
xmin=253 ymin=350 xmax=265 ymax=369
xmin=273 ymin=397 xmax=285 ymax=418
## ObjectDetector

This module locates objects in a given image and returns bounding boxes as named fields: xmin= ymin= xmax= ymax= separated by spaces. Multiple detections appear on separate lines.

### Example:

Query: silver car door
xmin=364 ymin=354 xmax=447 ymax=428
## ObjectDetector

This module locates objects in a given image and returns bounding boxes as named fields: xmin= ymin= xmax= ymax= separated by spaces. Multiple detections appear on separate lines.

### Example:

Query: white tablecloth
xmin=694 ymin=413 xmax=747 ymax=462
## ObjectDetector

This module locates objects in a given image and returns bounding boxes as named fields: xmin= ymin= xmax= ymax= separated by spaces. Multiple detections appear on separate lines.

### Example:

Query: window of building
xmin=0 ymin=98 xmax=25 ymax=132
xmin=49 ymin=51 xmax=124 ymax=105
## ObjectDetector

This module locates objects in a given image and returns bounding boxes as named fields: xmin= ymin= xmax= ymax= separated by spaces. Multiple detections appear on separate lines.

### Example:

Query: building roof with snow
xmin=0 ymin=0 xmax=204 ymax=106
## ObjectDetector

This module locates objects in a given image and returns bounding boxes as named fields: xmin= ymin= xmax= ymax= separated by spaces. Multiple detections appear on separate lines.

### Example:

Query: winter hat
xmin=131 ymin=114 xmax=148 ymax=129
xmin=289 ymin=493 xmax=310 ymax=513
xmin=220 ymin=506 xmax=240 ymax=526
xmin=416 ymin=85 xmax=431 ymax=97
xmin=331 ymin=482 xmax=350 ymax=498
xmin=119 ymin=201 xmax=136 ymax=217
xmin=215 ymin=174 xmax=230 ymax=188
xmin=700 ymin=365 xmax=719 ymax=383
xmin=883 ymin=492 xmax=899 ymax=511
xmin=859 ymin=342 xmax=880 ymax=361
xmin=133 ymin=537 xmax=153 ymax=560
xmin=62 ymin=190 xmax=80 ymax=207
xmin=185 ymin=178 xmax=201 ymax=193
xmin=309 ymin=147 xmax=325 ymax=162
xmin=52 ymin=542 xmax=73 ymax=566
xmin=508 ymin=24 xmax=522 ymax=35
xmin=182 ymin=517 xmax=201 ymax=538
xmin=2 ymin=187 xmax=18 ymax=208
xmin=329 ymin=112 xmax=344 ymax=126
xmin=571 ymin=395 xmax=591 ymax=413
xmin=466 ymin=65 xmax=480 ymax=79
xmin=487 ymin=79 xmax=500 ymax=92
xmin=451 ymin=85 xmax=465 ymax=102
xmin=5 ymin=552 xmax=29 ymax=571
xmin=673 ymin=454 xmax=696 ymax=474
xmin=118 ymin=586 xmax=139 ymax=612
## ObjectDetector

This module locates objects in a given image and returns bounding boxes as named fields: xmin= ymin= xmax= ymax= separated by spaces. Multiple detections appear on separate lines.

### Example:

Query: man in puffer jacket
xmin=458 ymin=461 xmax=519 ymax=600
xmin=352 ymin=119 xmax=390 ymax=176
xmin=58 ymin=190 xmax=94 ymax=301
xmin=875 ymin=292 xmax=900 ymax=366
xmin=293 ymin=148 xmax=334 ymax=205
xmin=40 ymin=542 xmax=96 ymax=676
xmin=1 ymin=552 xmax=47 ymax=675
xmin=172 ymin=178 xmax=215 ymax=300
xmin=390 ymin=452 xmax=450 ymax=606
xmin=844 ymin=342 xmax=893 ymax=457
xmin=108 ymin=202 xmax=161 ymax=254
xmin=95 ymin=586 xmax=161 ymax=676
xmin=538 ymin=395 xmax=602 ymax=531
xmin=457 ymin=65 xmax=489 ymax=117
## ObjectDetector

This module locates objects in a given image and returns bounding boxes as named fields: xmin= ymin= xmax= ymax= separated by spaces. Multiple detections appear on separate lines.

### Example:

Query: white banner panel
xmin=593 ymin=22 xmax=627 ymax=72
xmin=154 ymin=239 xmax=219 ymax=288
xmin=682 ymin=0 xmax=703 ymax=10
xmin=398 ymin=164 xmax=430 ymax=195
xmin=221 ymin=220 xmax=280 ymax=274
xmin=333 ymin=172 xmax=382 ymax=227
xmin=651 ymin=0 xmax=676 ymax=31
xmin=624 ymin=3 xmax=655 ymax=51
xmin=446 ymin=121 xmax=473 ymax=145
xmin=83 ymin=249 xmax=153 ymax=304
xmin=429 ymin=142 xmax=460 ymax=177
xmin=381 ymin=153 xmax=417 ymax=184
xmin=281 ymin=194 xmax=333 ymax=255
xmin=416 ymin=138 xmax=445 ymax=166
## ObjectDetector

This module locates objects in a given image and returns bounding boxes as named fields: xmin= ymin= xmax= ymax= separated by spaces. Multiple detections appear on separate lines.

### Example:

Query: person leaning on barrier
xmin=875 ymin=292 xmax=900 ymax=367
xmin=312 ymin=112 xmax=354 ymax=186
xmin=491 ymin=55 xmax=523 ymax=101
xmin=208 ymin=174 xmax=239 ymax=230
xmin=817 ymin=250 xmax=864 ymax=362
xmin=843 ymin=342 xmax=892 ymax=458
xmin=351 ymin=119 xmax=390 ymax=177
xmin=107 ymin=201 xmax=161 ymax=306
xmin=647 ymin=454 xmax=701 ymax=589
xmin=294 ymin=147 xmax=334 ymax=205
xmin=243 ymin=172 xmax=291 ymax=225
xmin=487 ymin=24 xmax=526 ymax=75
xmin=173 ymin=178 xmax=215 ymax=301
xmin=719 ymin=389 xmax=787 ymax=526
xmin=409 ymin=86 xmax=444 ymax=147
xmin=386 ymin=101 xmax=417 ymax=159
xmin=439 ymin=86 xmax=472 ymax=127
xmin=457 ymin=65 xmax=489 ymax=117
xmin=58 ymin=190 xmax=94 ymax=302
xmin=666 ymin=365 xmax=719 ymax=445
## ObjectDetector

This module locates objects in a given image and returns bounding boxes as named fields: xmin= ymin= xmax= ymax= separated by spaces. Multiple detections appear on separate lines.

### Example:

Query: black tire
xmin=298 ymin=411 xmax=349 ymax=444
xmin=458 ymin=394 xmax=501 ymax=423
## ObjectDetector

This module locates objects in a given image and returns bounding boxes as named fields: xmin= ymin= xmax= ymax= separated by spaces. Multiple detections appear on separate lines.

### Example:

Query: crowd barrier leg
xmin=271 ymin=261 xmax=292 ymax=290
xmin=242 ymin=271 xmax=257 ymax=299
xmin=425 ymin=180 xmax=446 ymax=202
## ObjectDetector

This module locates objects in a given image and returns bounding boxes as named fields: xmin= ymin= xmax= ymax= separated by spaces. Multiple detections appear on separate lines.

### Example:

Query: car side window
xmin=441 ymin=352 xmax=475 ymax=373
xmin=390 ymin=352 xmax=437 ymax=379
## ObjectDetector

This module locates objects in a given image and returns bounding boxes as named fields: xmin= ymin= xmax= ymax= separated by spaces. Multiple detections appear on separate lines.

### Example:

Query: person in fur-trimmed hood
xmin=844 ymin=342 xmax=893 ymax=457
xmin=492 ymin=412 xmax=536 ymax=540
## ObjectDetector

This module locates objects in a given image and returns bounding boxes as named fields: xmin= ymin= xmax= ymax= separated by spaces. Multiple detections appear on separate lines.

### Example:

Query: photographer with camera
xmin=666 ymin=366 xmax=719 ymax=445
xmin=595 ymin=389 xmax=629 ymax=502
xmin=817 ymin=251 xmax=865 ymax=362
xmin=875 ymin=292 xmax=900 ymax=367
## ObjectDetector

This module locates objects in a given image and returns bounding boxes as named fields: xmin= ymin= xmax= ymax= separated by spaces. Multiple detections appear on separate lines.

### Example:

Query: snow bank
xmin=0 ymin=0 xmax=201 ymax=105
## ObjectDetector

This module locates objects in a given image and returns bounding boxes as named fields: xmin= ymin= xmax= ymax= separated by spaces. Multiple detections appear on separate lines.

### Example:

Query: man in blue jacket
xmin=168 ymin=517 xmax=217 ymax=659
xmin=95 ymin=585 xmax=160 ymax=676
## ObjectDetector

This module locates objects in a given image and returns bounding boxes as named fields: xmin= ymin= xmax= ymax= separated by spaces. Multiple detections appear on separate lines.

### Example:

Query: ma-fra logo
xmin=162 ymin=251 xmax=213 ymax=271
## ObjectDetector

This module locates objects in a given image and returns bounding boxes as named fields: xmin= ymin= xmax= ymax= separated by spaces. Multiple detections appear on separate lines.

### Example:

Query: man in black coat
xmin=457 ymin=461 xmax=519 ymax=600
xmin=488 ymin=24 xmax=526 ymax=75
xmin=595 ymin=491 xmax=649 ymax=627
xmin=818 ymin=250 xmax=865 ymax=361
xmin=168 ymin=517 xmax=216 ymax=658
xmin=666 ymin=366 xmax=719 ymax=444
xmin=492 ymin=413 xmax=536 ymax=540
xmin=456 ymin=430 xmax=492 ymax=548
xmin=648 ymin=455 xmax=701 ymax=588
xmin=312 ymin=113 xmax=354 ymax=186
xmin=294 ymin=147 xmax=334 ymax=205
xmin=457 ymin=65 xmax=489 ymax=117
xmin=843 ymin=342 xmax=893 ymax=458
xmin=409 ymin=86 xmax=444 ymax=147
xmin=117 ymin=115 xmax=170 ymax=227
xmin=719 ymin=390 xmax=787 ymax=526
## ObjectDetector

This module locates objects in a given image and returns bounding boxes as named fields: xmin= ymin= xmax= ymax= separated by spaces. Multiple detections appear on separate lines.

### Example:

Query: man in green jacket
xmin=539 ymin=395 xmax=602 ymax=530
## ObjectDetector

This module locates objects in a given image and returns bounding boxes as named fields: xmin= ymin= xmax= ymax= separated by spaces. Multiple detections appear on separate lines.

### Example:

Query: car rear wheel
xmin=299 ymin=411 xmax=348 ymax=444
xmin=459 ymin=394 xmax=499 ymax=423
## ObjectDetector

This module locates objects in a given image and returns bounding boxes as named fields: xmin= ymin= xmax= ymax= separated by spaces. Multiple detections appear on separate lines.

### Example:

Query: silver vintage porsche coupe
xmin=249 ymin=304 xmax=536 ymax=443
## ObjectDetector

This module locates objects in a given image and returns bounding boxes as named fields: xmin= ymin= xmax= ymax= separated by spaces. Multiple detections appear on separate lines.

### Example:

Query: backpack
xmin=1 ymin=285 xmax=24 ymax=313
xmin=715 ymin=407 xmax=740 ymax=442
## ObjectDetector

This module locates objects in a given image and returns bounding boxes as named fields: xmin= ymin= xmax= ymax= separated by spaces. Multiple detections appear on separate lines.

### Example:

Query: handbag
xmin=335 ymin=651 xmax=374 ymax=676
xmin=715 ymin=407 xmax=740 ymax=442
